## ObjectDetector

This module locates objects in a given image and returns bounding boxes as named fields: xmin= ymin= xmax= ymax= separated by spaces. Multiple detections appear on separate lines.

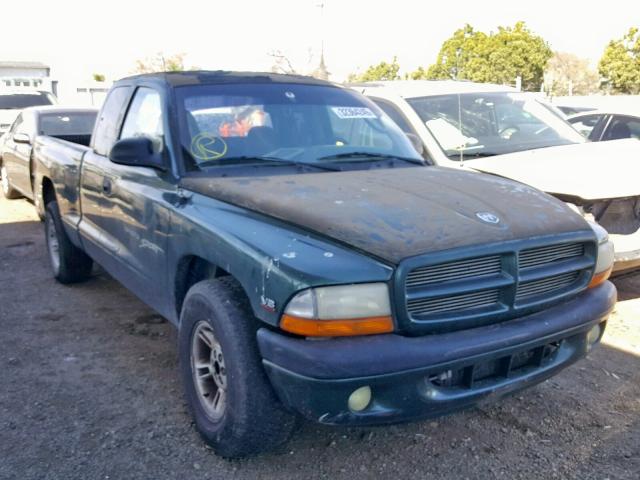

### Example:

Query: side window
xmin=370 ymin=97 xmax=414 ymax=133
xmin=92 ymin=86 xmax=133 ymax=156
xmin=569 ymin=114 xmax=604 ymax=140
xmin=120 ymin=87 xmax=164 ymax=141
xmin=604 ymin=116 xmax=640 ymax=141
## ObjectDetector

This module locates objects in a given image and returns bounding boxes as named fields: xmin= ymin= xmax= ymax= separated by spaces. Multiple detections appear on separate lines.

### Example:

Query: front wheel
xmin=179 ymin=277 xmax=297 ymax=458
xmin=45 ymin=201 xmax=93 ymax=283
xmin=1 ymin=165 xmax=21 ymax=199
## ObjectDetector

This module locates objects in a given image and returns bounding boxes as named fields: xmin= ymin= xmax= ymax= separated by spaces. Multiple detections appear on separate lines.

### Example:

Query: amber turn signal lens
xmin=280 ymin=314 xmax=394 ymax=337
xmin=589 ymin=267 xmax=612 ymax=288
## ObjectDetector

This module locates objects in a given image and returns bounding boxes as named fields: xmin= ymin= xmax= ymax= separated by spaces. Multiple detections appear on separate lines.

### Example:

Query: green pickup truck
xmin=32 ymin=71 xmax=616 ymax=457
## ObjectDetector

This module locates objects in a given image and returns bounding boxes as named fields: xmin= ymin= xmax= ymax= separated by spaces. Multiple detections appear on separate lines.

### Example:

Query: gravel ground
xmin=1 ymin=195 xmax=639 ymax=480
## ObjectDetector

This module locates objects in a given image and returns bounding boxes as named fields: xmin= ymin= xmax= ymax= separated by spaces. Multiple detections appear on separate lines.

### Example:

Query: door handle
xmin=102 ymin=177 xmax=113 ymax=196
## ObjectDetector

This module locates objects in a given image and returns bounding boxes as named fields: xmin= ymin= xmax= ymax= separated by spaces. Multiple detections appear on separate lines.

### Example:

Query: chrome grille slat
xmin=519 ymin=243 xmax=584 ymax=269
xmin=516 ymin=272 xmax=579 ymax=300
xmin=406 ymin=255 xmax=501 ymax=287
xmin=407 ymin=289 xmax=499 ymax=316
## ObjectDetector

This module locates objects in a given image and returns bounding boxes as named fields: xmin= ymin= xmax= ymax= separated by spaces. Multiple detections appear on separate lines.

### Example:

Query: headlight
xmin=588 ymin=221 xmax=614 ymax=288
xmin=281 ymin=283 xmax=393 ymax=337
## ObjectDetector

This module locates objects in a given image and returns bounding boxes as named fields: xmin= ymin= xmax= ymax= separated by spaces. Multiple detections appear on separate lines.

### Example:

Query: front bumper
xmin=257 ymin=281 xmax=616 ymax=425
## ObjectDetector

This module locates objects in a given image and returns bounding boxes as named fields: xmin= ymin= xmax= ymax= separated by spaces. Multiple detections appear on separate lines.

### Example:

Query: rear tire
xmin=1 ymin=165 xmax=21 ymax=199
xmin=45 ymin=201 xmax=93 ymax=283
xmin=179 ymin=277 xmax=296 ymax=458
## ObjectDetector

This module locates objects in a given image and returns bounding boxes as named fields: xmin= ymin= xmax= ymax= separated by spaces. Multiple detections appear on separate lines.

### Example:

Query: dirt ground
xmin=1 ymin=195 xmax=638 ymax=480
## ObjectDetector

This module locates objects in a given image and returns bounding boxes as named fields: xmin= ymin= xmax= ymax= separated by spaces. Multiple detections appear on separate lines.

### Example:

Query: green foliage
xmin=414 ymin=22 xmax=552 ymax=91
xmin=545 ymin=52 xmax=599 ymax=96
xmin=348 ymin=57 xmax=401 ymax=82
xmin=599 ymin=27 xmax=640 ymax=94
xmin=92 ymin=73 xmax=106 ymax=82
xmin=135 ymin=52 xmax=186 ymax=73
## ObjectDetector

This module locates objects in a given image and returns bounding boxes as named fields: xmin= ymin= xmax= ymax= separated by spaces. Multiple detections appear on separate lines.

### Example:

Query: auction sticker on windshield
xmin=331 ymin=106 xmax=377 ymax=119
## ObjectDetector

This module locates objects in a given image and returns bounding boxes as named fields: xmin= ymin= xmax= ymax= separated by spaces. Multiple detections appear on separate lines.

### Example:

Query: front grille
xmin=400 ymin=237 xmax=596 ymax=333
xmin=406 ymin=255 xmax=501 ymax=287
xmin=516 ymin=271 xmax=580 ymax=301
xmin=408 ymin=289 xmax=500 ymax=316
xmin=519 ymin=243 xmax=584 ymax=269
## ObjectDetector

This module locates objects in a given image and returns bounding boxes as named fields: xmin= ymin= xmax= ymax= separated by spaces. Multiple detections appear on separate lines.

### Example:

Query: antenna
xmin=458 ymin=92 xmax=464 ymax=167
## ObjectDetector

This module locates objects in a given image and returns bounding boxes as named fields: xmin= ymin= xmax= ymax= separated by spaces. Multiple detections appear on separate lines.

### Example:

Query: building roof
xmin=0 ymin=61 xmax=49 ymax=70
xmin=353 ymin=80 xmax=518 ymax=98
xmin=119 ymin=70 xmax=336 ymax=88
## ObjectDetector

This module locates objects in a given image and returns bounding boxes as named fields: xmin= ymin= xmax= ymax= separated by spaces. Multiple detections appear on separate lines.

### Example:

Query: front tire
xmin=179 ymin=277 xmax=296 ymax=458
xmin=1 ymin=165 xmax=21 ymax=199
xmin=45 ymin=201 xmax=93 ymax=283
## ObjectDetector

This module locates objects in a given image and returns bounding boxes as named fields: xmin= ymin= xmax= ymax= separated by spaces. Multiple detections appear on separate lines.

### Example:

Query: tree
xmin=347 ymin=57 xmax=401 ymax=82
xmin=134 ymin=52 xmax=186 ymax=73
xmin=92 ymin=73 xmax=105 ymax=82
xmin=268 ymin=50 xmax=298 ymax=74
xmin=599 ymin=27 xmax=640 ymax=94
xmin=415 ymin=22 xmax=552 ymax=91
xmin=545 ymin=52 xmax=599 ymax=96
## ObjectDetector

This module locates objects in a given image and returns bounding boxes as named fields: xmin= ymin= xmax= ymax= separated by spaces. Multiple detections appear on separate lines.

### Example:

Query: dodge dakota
xmin=34 ymin=71 xmax=616 ymax=457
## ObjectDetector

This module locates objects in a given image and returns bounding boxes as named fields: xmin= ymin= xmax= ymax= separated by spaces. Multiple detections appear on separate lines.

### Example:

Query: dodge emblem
xmin=476 ymin=212 xmax=500 ymax=224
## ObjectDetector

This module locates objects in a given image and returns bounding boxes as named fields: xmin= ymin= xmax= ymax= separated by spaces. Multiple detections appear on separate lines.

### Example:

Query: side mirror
xmin=405 ymin=132 xmax=424 ymax=156
xmin=109 ymin=136 xmax=164 ymax=169
xmin=13 ymin=133 xmax=31 ymax=145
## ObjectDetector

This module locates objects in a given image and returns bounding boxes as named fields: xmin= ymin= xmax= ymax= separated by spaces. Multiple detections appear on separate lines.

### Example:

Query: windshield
xmin=0 ymin=92 xmax=55 ymax=110
xmin=176 ymin=83 xmax=420 ymax=171
xmin=406 ymin=92 xmax=585 ymax=160
xmin=39 ymin=112 xmax=97 ymax=136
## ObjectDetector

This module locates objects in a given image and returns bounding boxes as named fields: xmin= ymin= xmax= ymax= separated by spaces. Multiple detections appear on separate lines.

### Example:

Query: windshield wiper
xmin=447 ymin=151 xmax=500 ymax=160
xmin=317 ymin=151 xmax=425 ymax=165
xmin=197 ymin=155 xmax=341 ymax=171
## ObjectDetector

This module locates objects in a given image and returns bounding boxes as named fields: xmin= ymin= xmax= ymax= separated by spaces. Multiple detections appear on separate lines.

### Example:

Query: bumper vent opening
xmin=428 ymin=341 xmax=562 ymax=390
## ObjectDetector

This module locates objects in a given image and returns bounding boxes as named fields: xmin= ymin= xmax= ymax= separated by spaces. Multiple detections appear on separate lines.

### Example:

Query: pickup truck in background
xmin=35 ymin=71 xmax=616 ymax=458
xmin=355 ymin=81 xmax=640 ymax=273
xmin=0 ymin=89 xmax=57 ymax=138
xmin=0 ymin=106 xmax=97 ymax=217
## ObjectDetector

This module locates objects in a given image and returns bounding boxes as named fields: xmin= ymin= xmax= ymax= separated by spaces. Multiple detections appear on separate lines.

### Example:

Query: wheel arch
xmin=174 ymin=255 xmax=231 ymax=320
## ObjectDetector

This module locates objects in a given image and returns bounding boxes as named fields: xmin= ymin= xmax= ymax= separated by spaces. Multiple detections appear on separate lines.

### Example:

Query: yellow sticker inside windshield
xmin=190 ymin=132 xmax=228 ymax=161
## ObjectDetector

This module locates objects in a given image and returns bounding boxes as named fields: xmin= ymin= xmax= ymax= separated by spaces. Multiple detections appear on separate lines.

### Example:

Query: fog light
xmin=348 ymin=386 xmax=372 ymax=412
xmin=587 ymin=324 xmax=602 ymax=347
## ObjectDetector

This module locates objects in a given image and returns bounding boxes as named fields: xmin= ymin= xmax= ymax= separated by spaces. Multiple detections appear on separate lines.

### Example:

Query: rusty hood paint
xmin=181 ymin=166 xmax=589 ymax=264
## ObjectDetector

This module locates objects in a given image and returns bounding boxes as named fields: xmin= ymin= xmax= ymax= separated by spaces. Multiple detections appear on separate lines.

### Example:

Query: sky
xmin=1 ymin=0 xmax=638 ymax=85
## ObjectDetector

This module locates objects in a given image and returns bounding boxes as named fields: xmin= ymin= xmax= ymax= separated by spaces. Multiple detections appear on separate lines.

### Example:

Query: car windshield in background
xmin=0 ymin=92 xmax=55 ymax=109
xmin=39 ymin=112 xmax=97 ymax=136
xmin=175 ymin=83 xmax=420 ymax=171
xmin=406 ymin=92 xmax=586 ymax=160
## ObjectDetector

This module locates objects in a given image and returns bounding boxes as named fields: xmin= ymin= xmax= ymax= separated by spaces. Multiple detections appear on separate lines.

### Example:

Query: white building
xmin=0 ymin=61 xmax=57 ymax=93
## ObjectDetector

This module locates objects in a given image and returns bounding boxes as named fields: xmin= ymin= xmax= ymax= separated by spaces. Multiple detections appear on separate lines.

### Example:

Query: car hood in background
xmin=469 ymin=139 xmax=640 ymax=201
xmin=182 ymin=166 xmax=589 ymax=264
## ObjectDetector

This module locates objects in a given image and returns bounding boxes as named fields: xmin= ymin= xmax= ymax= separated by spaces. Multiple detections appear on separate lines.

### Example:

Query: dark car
xmin=34 ymin=71 xmax=616 ymax=457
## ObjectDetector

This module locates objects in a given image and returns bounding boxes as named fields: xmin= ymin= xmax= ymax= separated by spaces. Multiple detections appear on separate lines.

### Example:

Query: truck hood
xmin=468 ymin=139 xmax=640 ymax=202
xmin=182 ymin=167 xmax=589 ymax=264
